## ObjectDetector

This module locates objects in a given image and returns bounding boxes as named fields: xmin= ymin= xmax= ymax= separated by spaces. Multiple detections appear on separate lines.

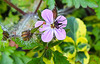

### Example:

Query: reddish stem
xmin=4 ymin=0 xmax=26 ymax=15
xmin=34 ymin=0 xmax=42 ymax=14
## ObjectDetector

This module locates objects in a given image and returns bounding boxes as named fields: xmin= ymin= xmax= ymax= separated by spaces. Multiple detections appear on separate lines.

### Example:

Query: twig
xmin=4 ymin=0 xmax=26 ymax=15
xmin=34 ymin=0 xmax=42 ymax=14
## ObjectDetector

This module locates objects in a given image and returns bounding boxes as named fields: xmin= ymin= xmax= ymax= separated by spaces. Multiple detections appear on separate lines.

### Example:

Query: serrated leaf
xmin=27 ymin=58 xmax=45 ymax=64
xmin=65 ymin=17 xmax=78 ymax=42
xmin=62 ymin=0 xmax=98 ymax=8
xmin=76 ymin=52 xmax=87 ymax=64
xmin=53 ymin=51 xmax=70 ymax=64
xmin=12 ymin=38 xmax=40 ymax=50
xmin=94 ymin=1 xmax=100 ymax=19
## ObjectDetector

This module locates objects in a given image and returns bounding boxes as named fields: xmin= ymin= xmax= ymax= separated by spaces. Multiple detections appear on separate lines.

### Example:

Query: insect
xmin=54 ymin=20 xmax=62 ymax=29
xmin=54 ymin=16 xmax=67 ymax=29
xmin=21 ymin=30 xmax=33 ymax=41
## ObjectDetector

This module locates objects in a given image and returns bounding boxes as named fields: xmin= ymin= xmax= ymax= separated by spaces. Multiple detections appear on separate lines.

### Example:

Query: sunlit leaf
xmin=65 ymin=17 xmax=78 ymax=42
xmin=76 ymin=18 xmax=86 ymax=39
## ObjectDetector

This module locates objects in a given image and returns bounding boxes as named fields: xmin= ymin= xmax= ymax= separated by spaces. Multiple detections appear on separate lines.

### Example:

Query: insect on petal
xmin=56 ymin=15 xmax=67 ymax=28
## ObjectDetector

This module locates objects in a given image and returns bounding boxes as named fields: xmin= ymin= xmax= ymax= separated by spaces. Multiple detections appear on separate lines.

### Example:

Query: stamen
xmin=51 ymin=24 xmax=54 ymax=28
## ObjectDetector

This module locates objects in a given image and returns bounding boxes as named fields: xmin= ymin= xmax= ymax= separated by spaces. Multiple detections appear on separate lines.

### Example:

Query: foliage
xmin=1 ymin=0 xmax=100 ymax=64
xmin=62 ymin=0 xmax=97 ymax=8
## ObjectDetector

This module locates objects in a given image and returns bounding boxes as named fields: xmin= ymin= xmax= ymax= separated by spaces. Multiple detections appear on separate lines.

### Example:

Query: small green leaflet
xmin=76 ymin=52 xmax=87 ymax=64
xmin=53 ymin=51 xmax=70 ymax=64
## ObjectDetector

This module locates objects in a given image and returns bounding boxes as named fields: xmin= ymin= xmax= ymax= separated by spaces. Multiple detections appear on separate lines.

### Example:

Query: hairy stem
xmin=4 ymin=0 xmax=26 ymax=15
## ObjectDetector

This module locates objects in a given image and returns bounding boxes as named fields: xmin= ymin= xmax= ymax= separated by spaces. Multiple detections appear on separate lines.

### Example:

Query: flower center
xmin=51 ymin=24 xmax=55 ymax=28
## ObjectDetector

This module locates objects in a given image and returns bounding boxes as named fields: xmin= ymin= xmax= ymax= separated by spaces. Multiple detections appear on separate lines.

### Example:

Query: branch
xmin=4 ymin=0 xmax=26 ymax=15
xmin=34 ymin=0 xmax=42 ymax=14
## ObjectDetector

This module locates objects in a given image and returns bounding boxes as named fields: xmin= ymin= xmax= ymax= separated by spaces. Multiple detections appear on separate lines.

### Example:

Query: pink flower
xmin=35 ymin=9 xmax=67 ymax=42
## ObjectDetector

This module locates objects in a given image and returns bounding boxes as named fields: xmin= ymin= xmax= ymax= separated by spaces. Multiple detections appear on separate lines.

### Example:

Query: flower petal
xmin=56 ymin=15 xmax=67 ymax=28
xmin=54 ymin=29 xmax=66 ymax=40
xmin=39 ymin=24 xmax=50 ymax=32
xmin=41 ymin=9 xmax=53 ymax=24
xmin=35 ymin=21 xmax=44 ymax=28
xmin=41 ymin=29 xmax=53 ymax=42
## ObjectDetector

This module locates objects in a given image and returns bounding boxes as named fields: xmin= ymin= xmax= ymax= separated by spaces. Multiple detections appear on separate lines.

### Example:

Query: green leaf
xmin=60 ymin=42 xmax=75 ymax=54
xmin=12 ymin=38 xmax=40 ymax=50
xmin=37 ymin=10 xmax=43 ymax=20
xmin=62 ymin=0 xmax=98 ymax=8
xmin=45 ymin=0 xmax=55 ymax=10
xmin=27 ymin=58 xmax=45 ymax=64
xmin=92 ymin=27 xmax=100 ymax=41
xmin=0 ymin=52 xmax=13 ymax=64
xmin=11 ymin=51 xmax=31 ymax=64
xmin=94 ymin=1 xmax=100 ymax=19
xmin=0 ymin=25 xmax=3 ymax=41
xmin=3 ymin=12 xmax=19 ymax=28
xmin=33 ymin=46 xmax=44 ymax=52
xmin=31 ymin=27 xmax=39 ymax=33
xmin=11 ymin=0 xmax=35 ymax=12
xmin=11 ymin=54 xmax=24 ymax=64
xmin=44 ymin=49 xmax=52 ymax=60
xmin=94 ymin=40 xmax=100 ymax=51
xmin=48 ymin=40 xmax=63 ymax=48
xmin=89 ymin=55 xmax=100 ymax=64
xmin=76 ymin=52 xmax=87 ymax=64
xmin=77 ymin=43 xmax=87 ymax=49
xmin=0 ymin=0 xmax=7 ymax=14
xmin=53 ymin=51 xmax=70 ymax=64
xmin=65 ymin=17 xmax=78 ymax=42
xmin=0 ymin=47 xmax=16 ymax=55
